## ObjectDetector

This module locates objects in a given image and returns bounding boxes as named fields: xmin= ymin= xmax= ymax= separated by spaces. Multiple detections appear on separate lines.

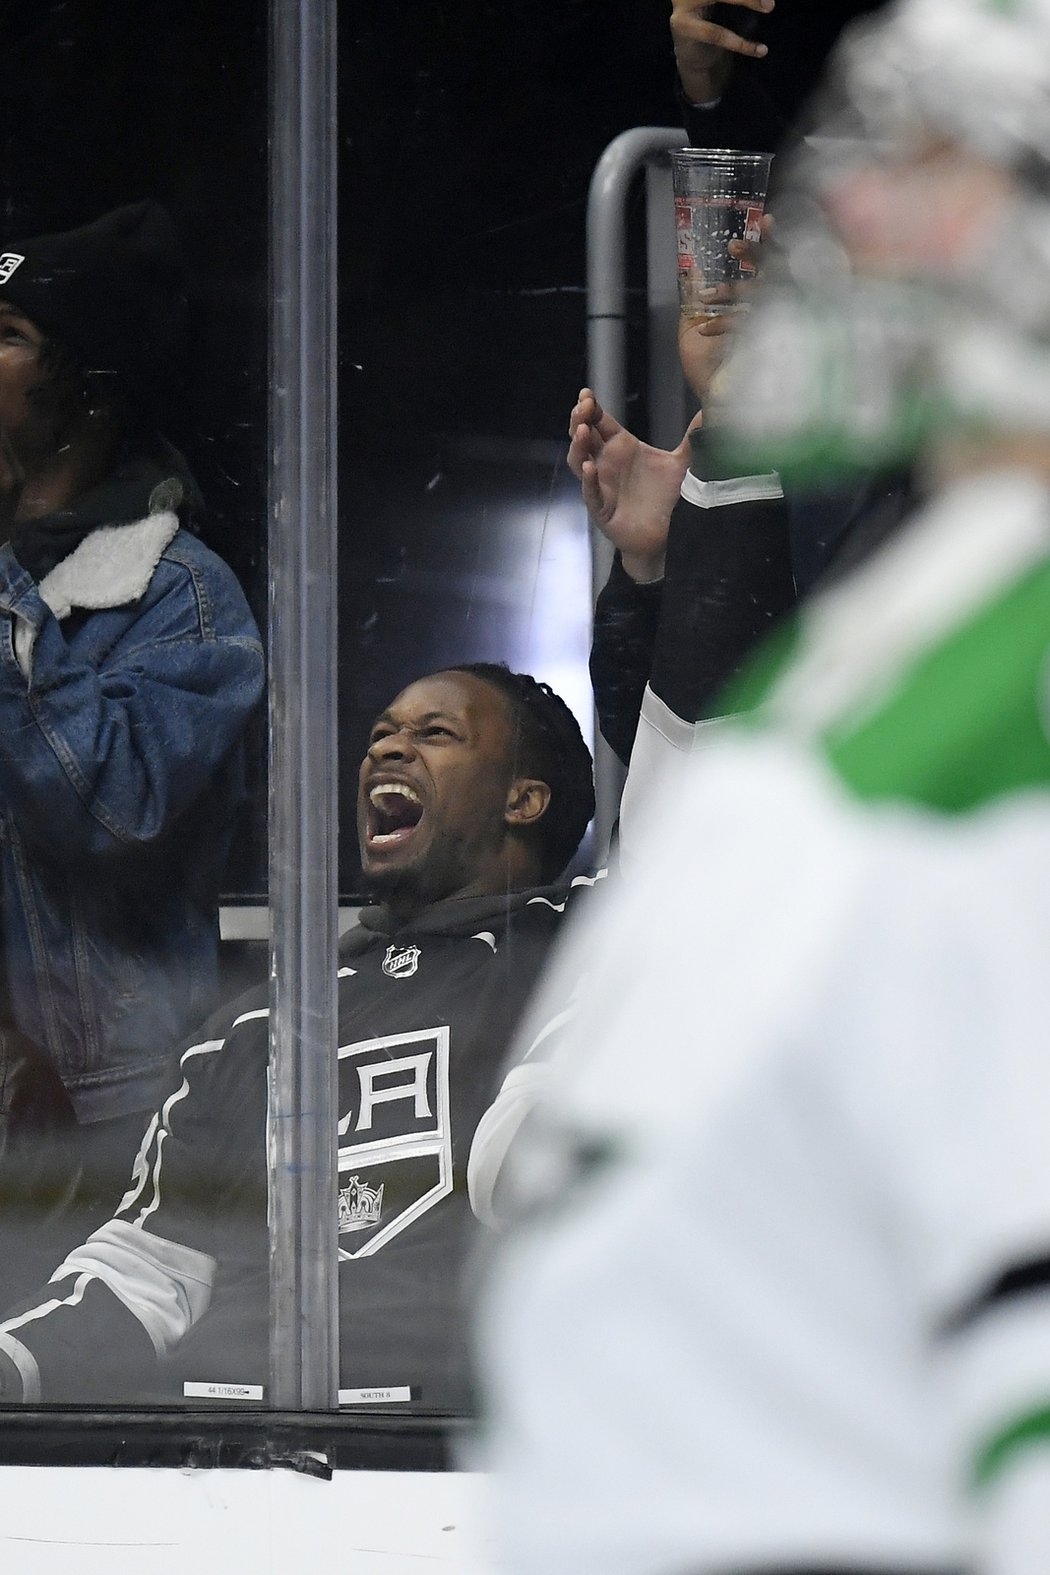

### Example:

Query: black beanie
xmin=0 ymin=202 xmax=188 ymax=414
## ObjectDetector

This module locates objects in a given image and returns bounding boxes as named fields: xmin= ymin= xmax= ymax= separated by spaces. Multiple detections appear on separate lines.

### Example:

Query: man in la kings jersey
xmin=0 ymin=662 xmax=596 ymax=1412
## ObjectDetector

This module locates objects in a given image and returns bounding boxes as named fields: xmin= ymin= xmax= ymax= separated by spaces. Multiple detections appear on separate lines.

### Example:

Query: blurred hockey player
xmin=478 ymin=1 xmax=1050 ymax=1571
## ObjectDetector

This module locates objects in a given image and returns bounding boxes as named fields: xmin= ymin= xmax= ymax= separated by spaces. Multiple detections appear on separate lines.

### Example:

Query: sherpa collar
xmin=35 ymin=510 xmax=181 ymax=622
xmin=11 ymin=509 xmax=181 ymax=681
xmin=8 ymin=444 xmax=194 ymax=583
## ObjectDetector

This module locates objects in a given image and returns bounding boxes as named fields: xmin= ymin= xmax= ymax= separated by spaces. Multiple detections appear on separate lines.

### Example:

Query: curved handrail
xmin=586 ymin=126 xmax=686 ymax=854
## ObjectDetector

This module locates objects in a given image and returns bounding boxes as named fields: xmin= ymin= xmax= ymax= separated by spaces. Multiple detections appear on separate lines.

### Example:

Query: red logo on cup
xmin=739 ymin=205 xmax=764 ymax=275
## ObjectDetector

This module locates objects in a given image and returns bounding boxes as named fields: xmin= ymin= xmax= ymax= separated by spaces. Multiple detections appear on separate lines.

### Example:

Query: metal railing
xmin=267 ymin=0 xmax=340 ymax=1412
xmin=586 ymin=126 xmax=690 ymax=856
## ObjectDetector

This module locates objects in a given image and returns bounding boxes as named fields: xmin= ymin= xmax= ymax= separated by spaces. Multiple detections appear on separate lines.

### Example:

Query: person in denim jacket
xmin=0 ymin=204 xmax=264 ymax=1145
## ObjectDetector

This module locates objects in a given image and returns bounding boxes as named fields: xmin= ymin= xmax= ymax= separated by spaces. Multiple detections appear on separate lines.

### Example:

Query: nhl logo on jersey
xmin=0 ymin=253 xmax=25 ymax=286
xmin=338 ymin=1174 xmax=384 ymax=1233
xmin=382 ymin=943 xmax=420 ymax=979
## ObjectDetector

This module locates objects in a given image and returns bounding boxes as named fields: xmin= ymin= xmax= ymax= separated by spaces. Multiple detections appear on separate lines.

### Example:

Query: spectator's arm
xmin=590 ymin=555 xmax=664 ymax=767
xmin=567 ymin=388 xmax=691 ymax=762
xmin=0 ymin=544 xmax=263 ymax=865
xmin=619 ymin=432 xmax=794 ymax=851
xmin=651 ymin=450 xmax=794 ymax=724
xmin=676 ymin=2 xmax=885 ymax=157
xmin=568 ymin=388 xmax=687 ymax=582
xmin=670 ymin=0 xmax=771 ymax=113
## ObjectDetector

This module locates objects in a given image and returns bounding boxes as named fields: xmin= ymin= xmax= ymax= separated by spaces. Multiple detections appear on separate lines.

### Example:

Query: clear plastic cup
xmin=671 ymin=148 xmax=773 ymax=324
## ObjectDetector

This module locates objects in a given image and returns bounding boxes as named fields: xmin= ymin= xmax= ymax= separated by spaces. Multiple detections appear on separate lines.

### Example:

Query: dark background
xmin=0 ymin=0 xmax=687 ymax=894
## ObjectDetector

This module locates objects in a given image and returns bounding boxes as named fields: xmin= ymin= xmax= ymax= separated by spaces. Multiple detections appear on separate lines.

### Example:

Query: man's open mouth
xmin=366 ymin=781 xmax=424 ymax=847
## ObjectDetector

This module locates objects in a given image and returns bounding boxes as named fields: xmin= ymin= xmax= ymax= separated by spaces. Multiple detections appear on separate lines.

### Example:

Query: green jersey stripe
xmin=973 ymin=1403 xmax=1050 ymax=1490
xmin=713 ymin=479 xmax=1050 ymax=814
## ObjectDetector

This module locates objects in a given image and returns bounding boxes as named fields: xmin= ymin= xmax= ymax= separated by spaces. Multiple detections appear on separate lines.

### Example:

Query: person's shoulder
xmin=162 ymin=526 xmax=241 ymax=584
xmin=509 ymin=871 xmax=611 ymax=930
xmin=729 ymin=475 xmax=1050 ymax=816
xmin=157 ymin=527 xmax=261 ymax=637
xmin=181 ymin=979 xmax=271 ymax=1058
xmin=144 ymin=978 xmax=271 ymax=1116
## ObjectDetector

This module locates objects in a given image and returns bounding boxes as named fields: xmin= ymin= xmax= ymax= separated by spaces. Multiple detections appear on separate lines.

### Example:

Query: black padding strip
xmin=590 ymin=553 xmax=664 ymax=766
xmin=938 ymin=1254 xmax=1050 ymax=1339
xmin=718 ymin=1566 xmax=963 ymax=1575
xmin=651 ymin=489 xmax=795 ymax=723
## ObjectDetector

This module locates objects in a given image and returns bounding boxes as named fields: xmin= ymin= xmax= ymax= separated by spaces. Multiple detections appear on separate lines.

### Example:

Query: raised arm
xmin=568 ymin=389 xmax=688 ymax=584
xmin=571 ymin=389 xmax=692 ymax=764
xmin=670 ymin=0 xmax=773 ymax=107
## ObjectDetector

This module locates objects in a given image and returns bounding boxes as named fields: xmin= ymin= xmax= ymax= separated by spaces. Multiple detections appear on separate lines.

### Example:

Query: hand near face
xmin=568 ymin=389 xmax=693 ymax=583
xmin=670 ymin=0 xmax=773 ymax=105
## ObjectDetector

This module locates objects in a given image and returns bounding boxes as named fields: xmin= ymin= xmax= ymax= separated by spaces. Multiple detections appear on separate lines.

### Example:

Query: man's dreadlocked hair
xmin=449 ymin=662 xmax=595 ymax=882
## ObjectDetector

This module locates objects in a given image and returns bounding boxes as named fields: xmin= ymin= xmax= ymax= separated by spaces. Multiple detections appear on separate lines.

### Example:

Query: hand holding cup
xmin=677 ymin=213 xmax=772 ymax=404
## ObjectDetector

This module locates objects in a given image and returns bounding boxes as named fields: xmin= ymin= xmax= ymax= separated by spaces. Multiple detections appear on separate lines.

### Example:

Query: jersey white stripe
xmin=680 ymin=468 xmax=783 ymax=509
xmin=0 ymin=1332 xmax=41 ymax=1402
xmin=134 ymin=1128 xmax=171 ymax=1228
xmin=127 ymin=1009 xmax=269 ymax=1227
xmin=525 ymin=873 xmax=607 ymax=913
xmin=232 ymin=1008 xmax=270 ymax=1029
xmin=115 ymin=1110 xmax=161 ymax=1216
xmin=0 ymin=1269 xmax=96 ymax=1400
xmin=764 ymin=470 xmax=1050 ymax=739
xmin=0 ymin=1271 xmax=94 ymax=1340
xmin=522 ymin=1006 xmax=575 ymax=1063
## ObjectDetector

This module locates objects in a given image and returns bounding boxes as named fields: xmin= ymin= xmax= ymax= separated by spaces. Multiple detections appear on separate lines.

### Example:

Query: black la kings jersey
xmin=0 ymin=878 xmax=601 ymax=1412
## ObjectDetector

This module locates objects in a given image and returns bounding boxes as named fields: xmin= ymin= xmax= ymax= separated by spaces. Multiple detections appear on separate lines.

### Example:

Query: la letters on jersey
xmin=336 ymin=1026 xmax=452 ymax=1260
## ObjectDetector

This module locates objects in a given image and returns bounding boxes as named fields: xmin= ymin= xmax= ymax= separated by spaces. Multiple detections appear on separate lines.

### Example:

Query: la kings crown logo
xmin=336 ymin=1025 xmax=452 ymax=1258
xmin=338 ymin=1174 xmax=384 ymax=1232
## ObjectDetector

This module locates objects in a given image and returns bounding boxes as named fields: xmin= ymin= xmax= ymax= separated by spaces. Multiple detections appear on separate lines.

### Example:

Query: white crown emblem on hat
xmin=0 ymin=254 xmax=25 ymax=287
xmin=338 ymin=1174 xmax=384 ymax=1233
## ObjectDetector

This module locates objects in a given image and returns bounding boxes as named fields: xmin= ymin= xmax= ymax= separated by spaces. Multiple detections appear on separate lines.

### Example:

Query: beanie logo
xmin=0 ymin=253 xmax=24 ymax=286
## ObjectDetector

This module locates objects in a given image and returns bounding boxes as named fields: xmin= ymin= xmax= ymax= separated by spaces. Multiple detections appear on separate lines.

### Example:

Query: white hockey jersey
xmin=479 ymin=470 xmax=1050 ymax=1575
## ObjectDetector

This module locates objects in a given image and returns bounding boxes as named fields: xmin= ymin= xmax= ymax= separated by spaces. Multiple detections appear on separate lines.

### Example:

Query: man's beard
xmin=361 ymin=829 xmax=477 ymax=915
xmin=362 ymin=861 xmax=427 ymax=907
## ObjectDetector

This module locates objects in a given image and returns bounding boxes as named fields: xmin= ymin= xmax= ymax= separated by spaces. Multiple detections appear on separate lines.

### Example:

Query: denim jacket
xmin=0 ymin=489 xmax=264 ymax=1123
